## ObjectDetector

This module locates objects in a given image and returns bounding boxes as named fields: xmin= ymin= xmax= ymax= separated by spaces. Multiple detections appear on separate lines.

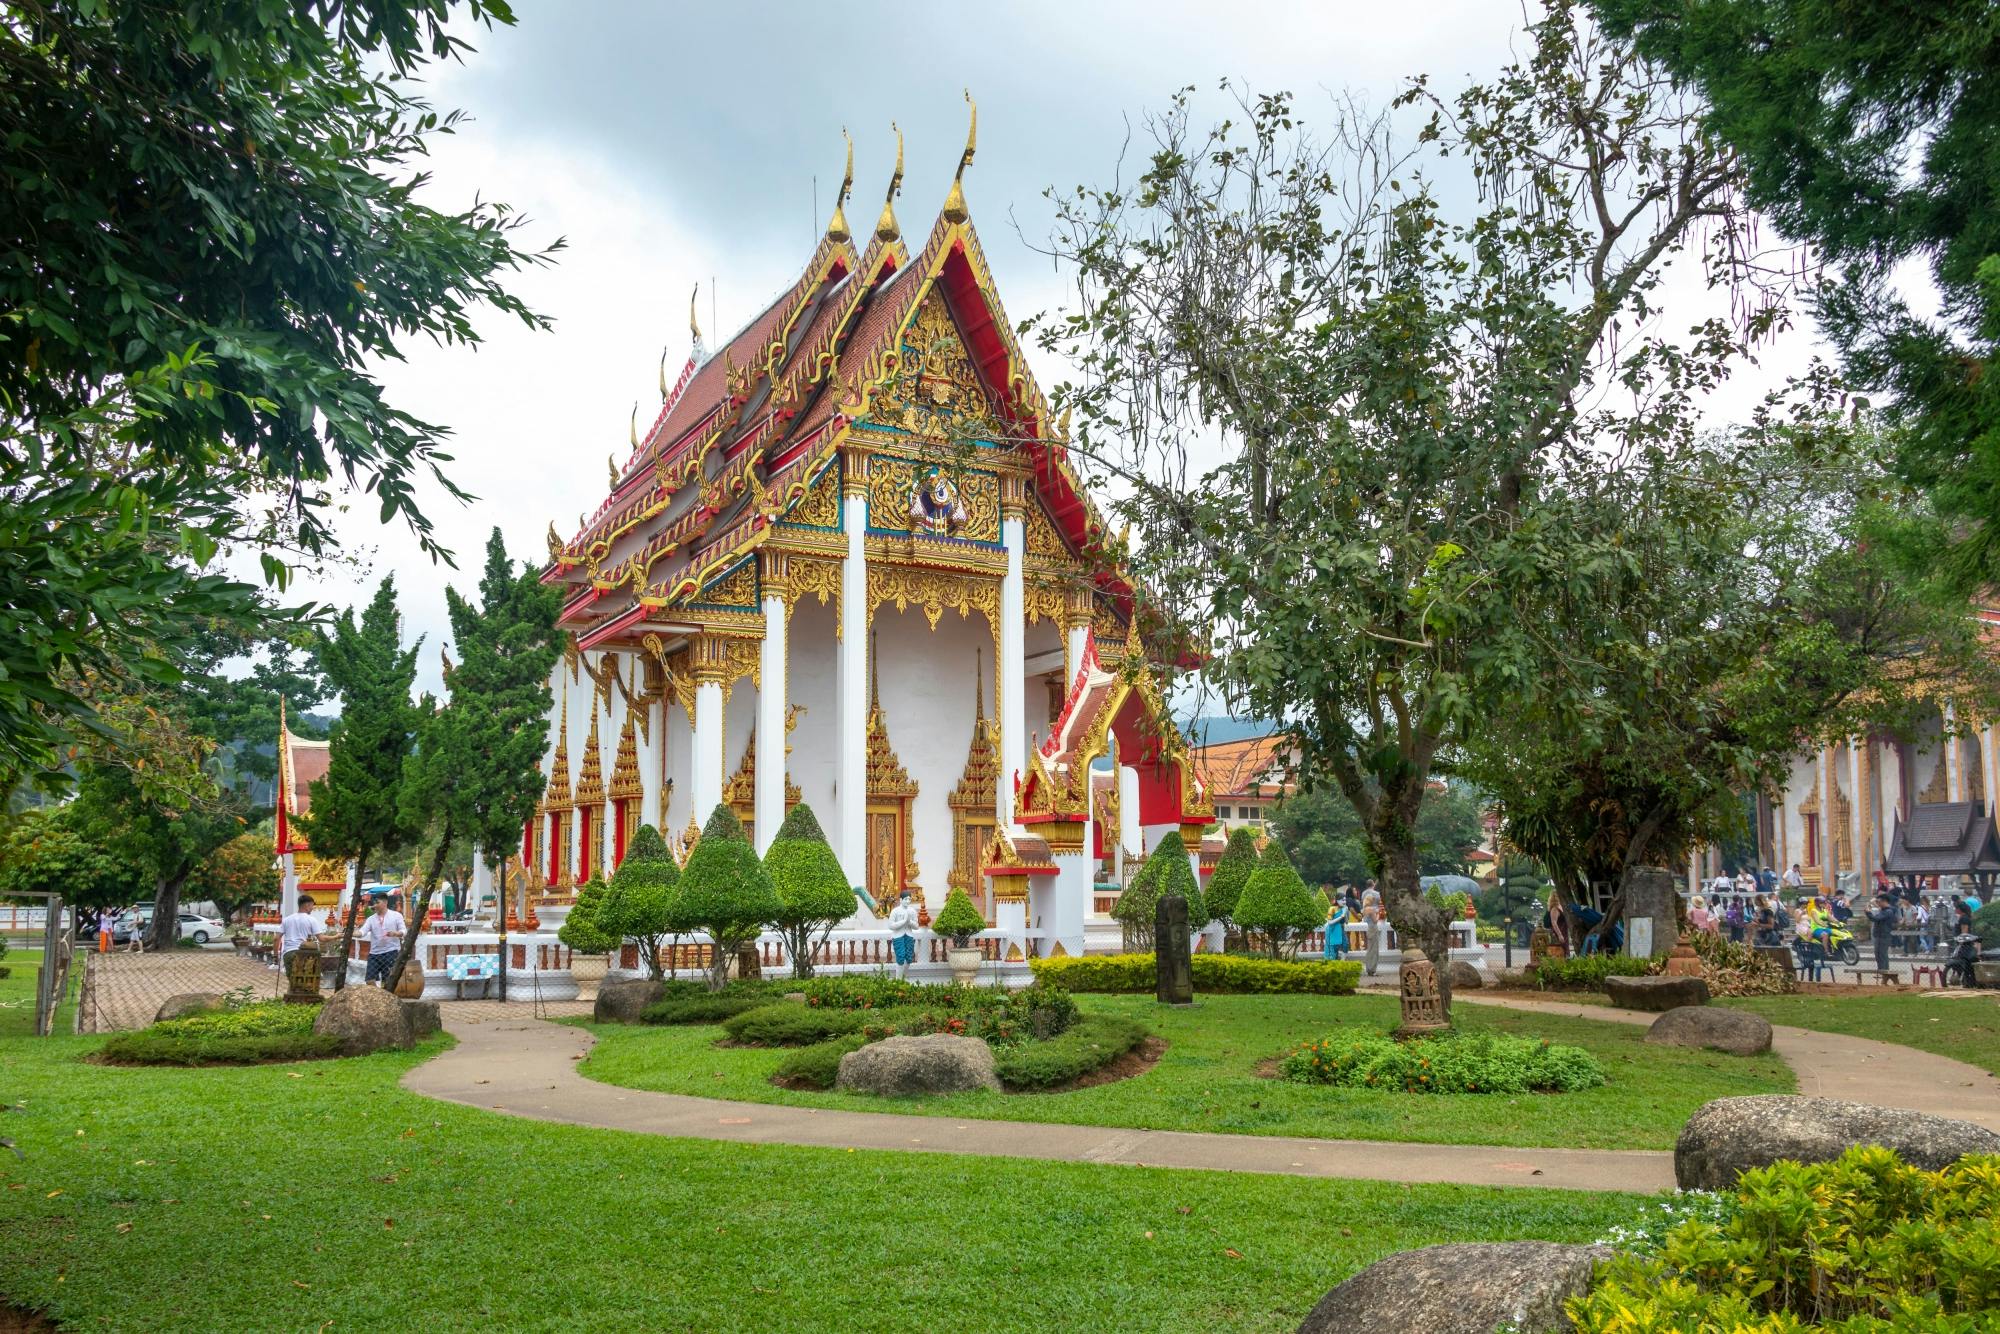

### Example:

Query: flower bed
xmin=1030 ymin=952 xmax=1360 ymax=995
xmin=1278 ymin=1027 xmax=1606 ymax=1093
xmin=1572 ymin=1146 xmax=2000 ymax=1330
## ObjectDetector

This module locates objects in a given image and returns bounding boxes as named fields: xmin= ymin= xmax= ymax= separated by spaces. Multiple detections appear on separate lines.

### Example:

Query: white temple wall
xmin=719 ymin=678 xmax=758 ymax=819
xmin=872 ymin=605 xmax=995 ymax=906
xmin=786 ymin=597 xmax=841 ymax=827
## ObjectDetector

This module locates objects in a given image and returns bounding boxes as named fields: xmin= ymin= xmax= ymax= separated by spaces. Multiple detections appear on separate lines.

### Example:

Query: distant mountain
xmin=1179 ymin=715 xmax=1284 ymax=746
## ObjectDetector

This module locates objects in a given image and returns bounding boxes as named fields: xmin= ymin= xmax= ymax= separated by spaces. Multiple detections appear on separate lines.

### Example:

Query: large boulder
xmin=1297 ymin=1242 xmax=1612 ymax=1334
xmin=593 ymin=977 xmax=665 ymax=1025
xmin=154 ymin=992 xmax=223 ymax=1023
xmin=1675 ymin=1095 xmax=2000 ymax=1190
xmin=1447 ymin=961 xmax=1484 ymax=991
xmin=1645 ymin=1005 xmax=1771 ymax=1056
xmin=311 ymin=984 xmax=414 ymax=1056
xmin=1603 ymin=973 xmax=1709 ymax=1011
xmin=400 ymin=998 xmax=442 ymax=1040
xmin=835 ymin=1034 xmax=1001 ymax=1097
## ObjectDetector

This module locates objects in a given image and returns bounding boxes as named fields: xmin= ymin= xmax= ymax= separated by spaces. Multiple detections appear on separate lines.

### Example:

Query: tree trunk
xmin=385 ymin=825 xmax=454 ymax=994
xmin=330 ymin=845 xmax=372 ymax=993
xmin=147 ymin=866 xmax=192 ymax=952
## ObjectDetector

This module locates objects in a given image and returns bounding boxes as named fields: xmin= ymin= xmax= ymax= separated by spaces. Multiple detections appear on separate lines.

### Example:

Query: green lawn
xmin=0 ymin=1034 xmax=1644 ymax=1332
xmin=1720 ymin=992 xmax=2000 ymax=1076
xmin=579 ymin=992 xmax=1793 ymax=1150
xmin=0 ymin=949 xmax=45 ymax=1039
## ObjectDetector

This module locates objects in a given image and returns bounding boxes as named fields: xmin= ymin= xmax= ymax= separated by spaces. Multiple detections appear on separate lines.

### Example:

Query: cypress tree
xmin=762 ymin=803 xmax=856 ymax=979
xmin=302 ymin=575 xmax=419 ymax=990
xmin=595 ymin=824 xmax=678 ymax=977
xmin=1234 ymin=841 xmax=1323 ymax=959
xmin=675 ymin=804 xmax=781 ymax=990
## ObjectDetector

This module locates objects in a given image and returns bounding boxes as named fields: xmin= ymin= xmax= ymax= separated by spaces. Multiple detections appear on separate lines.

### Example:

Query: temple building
xmin=274 ymin=705 xmax=348 ymax=914
xmin=528 ymin=115 xmax=1212 ymax=963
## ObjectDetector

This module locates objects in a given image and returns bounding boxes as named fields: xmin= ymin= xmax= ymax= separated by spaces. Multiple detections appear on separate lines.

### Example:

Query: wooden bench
xmin=1842 ymin=968 xmax=1898 ymax=986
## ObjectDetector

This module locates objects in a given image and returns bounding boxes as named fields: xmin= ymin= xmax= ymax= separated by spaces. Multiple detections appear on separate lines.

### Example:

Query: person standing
xmin=1322 ymin=895 xmax=1350 ymax=961
xmin=886 ymin=891 xmax=918 ymax=978
xmin=279 ymin=895 xmax=321 ymax=976
xmin=1360 ymin=887 xmax=1384 ymax=976
xmin=1783 ymin=864 xmax=1805 ymax=892
xmin=361 ymin=894 xmax=406 ymax=987
xmin=1866 ymin=892 xmax=1897 ymax=974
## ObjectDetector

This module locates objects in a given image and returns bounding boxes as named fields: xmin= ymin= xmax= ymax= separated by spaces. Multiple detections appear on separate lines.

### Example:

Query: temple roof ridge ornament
xmin=875 ymin=122 xmax=904 ymax=243
xmin=942 ymin=90 xmax=976 ymax=225
xmin=827 ymin=129 xmax=855 ymax=244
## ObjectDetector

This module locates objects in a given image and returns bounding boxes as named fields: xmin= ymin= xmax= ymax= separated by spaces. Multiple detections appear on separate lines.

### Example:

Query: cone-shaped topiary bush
xmin=1234 ymin=840 xmax=1323 ymax=959
xmin=1111 ymin=848 xmax=1161 ymax=950
xmin=932 ymin=886 xmax=987 ymax=946
xmin=558 ymin=870 xmax=618 ymax=955
xmin=1113 ymin=831 xmax=1207 ymax=946
xmin=595 ymin=824 xmax=679 ymax=978
xmin=1206 ymin=827 xmax=1260 ymax=925
xmin=677 ymin=804 xmax=781 ymax=989
xmin=763 ymin=802 xmax=856 ymax=979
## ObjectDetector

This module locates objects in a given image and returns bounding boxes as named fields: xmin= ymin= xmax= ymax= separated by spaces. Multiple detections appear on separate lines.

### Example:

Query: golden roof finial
xmin=546 ymin=519 xmax=565 ymax=563
xmin=628 ymin=402 xmax=639 ymax=450
xmin=608 ymin=454 xmax=620 ymax=489
xmin=827 ymin=128 xmax=854 ymax=242
xmin=943 ymin=90 xmax=977 ymax=224
xmin=875 ymin=122 xmax=904 ymax=243
xmin=658 ymin=346 xmax=670 ymax=399
xmin=689 ymin=283 xmax=706 ymax=363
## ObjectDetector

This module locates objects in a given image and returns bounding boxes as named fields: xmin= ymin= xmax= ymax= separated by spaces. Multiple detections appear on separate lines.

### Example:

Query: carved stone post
xmin=1394 ymin=948 xmax=1448 ymax=1037
xmin=1155 ymin=894 xmax=1193 ymax=1006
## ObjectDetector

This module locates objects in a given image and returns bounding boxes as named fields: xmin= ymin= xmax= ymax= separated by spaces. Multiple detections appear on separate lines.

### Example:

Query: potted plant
xmin=932 ymin=887 xmax=987 ymax=985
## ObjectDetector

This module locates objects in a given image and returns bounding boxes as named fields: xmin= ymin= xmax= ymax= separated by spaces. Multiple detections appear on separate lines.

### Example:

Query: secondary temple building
xmin=525 ymin=119 xmax=1213 ymax=965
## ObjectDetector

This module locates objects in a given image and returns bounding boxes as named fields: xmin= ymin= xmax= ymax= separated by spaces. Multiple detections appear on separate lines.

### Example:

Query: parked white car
xmin=113 ymin=910 xmax=227 ymax=945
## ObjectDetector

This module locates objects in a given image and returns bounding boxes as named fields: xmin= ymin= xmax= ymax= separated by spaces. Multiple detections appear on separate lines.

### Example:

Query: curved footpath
xmin=401 ymin=997 xmax=1998 ymax=1195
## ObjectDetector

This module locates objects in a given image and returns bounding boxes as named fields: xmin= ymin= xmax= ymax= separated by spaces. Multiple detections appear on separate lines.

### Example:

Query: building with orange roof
xmin=1189 ymin=732 xmax=1296 ymax=832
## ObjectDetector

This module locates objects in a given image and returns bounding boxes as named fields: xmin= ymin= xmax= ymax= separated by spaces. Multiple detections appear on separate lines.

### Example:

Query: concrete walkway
xmin=403 ymin=1010 xmax=1677 ymax=1193
xmin=401 ymin=997 xmax=1999 ymax=1195
xmin=1459 ymin=993 xmax=2000 ymax=1132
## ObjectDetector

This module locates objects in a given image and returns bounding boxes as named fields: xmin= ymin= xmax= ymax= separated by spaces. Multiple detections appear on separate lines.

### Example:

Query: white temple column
xmin=1065 ymin=621 xmax=1089 ymax=686
xmin=1000 ymin=494 xmax=1027 ymax=828
xmin=1038 ymin=825 xmax=1091 ymax=957
xmin=471 ymin=854 xmax=492 ymax=916
xmin=838 ymin=455 xmax=870 ymax=885
xmin=1945 ymin=704 xmax=1964 ymax=802
xmin=690 ymin=679 xmax=725 ymax=823
xmin=1820 ymin=746 xmax=1837 ymax=883
xmin=1986 ymin=723 xmax=1998 ymax=817
xmin=639 ymin=699 xmax=664 ymax=832
xmin=756 ymin=580 xmax=787 ymax=854
xmin=1119 ymin=765 xmax=1141 ymax=879
xmin=280 ymin=853 xmax=298 ymax=918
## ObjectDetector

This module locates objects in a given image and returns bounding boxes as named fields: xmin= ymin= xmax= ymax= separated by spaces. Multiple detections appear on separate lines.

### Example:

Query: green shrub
xmin=722 ymin=1002 xmax=866 ymax=1046
xmin=1028 ymin=951 xmax=1360 ymax=995
xmin=771 ymin=1032 xmax=872 ymax=1089
xmin=849 ymin=984 xmax=1079 ymax=1047
xmin=1234 ymin=842 xmax=1323 ymax=958
xmin=596 ymin=824 xmax=680 ymax=978
xmin=1570 ymin=1147 xmax=2000 ymax=1330
xmin=931 ymin=886 xmax=987 ymax=945
xmin=1973 ymin=901 xmax=2000 ymax=949
xmin=150 ymin=1000 xmax=317 ymax=1040
xmin=992 ymin=1015 xmax=1150 ymax=1090
xmin=639 ymin=994 xmax=767 ymax=1025
xmin=676 ymin=805 xmax=781 ymax=989
xmin=797 ymin=975 xmax=932 ymax=1010
xmin=1279 ymin=1027 xmax=1605 ymax=1093
xmin=101 ymin=1030 xmax=344 ymax=1066
xmin=559 ymin=870 xmax=618 ymax=955
xmin=1529 ymin=953 xmax=1650 ymax=991
xmin=763 ymin=802 xmax=857 ymax=979
xmin=1205 ymin=827 xmax=1260 ymax=925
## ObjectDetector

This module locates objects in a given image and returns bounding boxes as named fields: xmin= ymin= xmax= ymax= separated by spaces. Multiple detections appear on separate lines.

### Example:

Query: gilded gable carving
xmin=869 ymin=289 xmax=993 ymax=444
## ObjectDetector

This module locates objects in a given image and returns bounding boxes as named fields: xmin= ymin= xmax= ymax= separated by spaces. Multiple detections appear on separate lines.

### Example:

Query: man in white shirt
xmin=279 ymin=895 xmax=321 ymax=975
xmin=361 ymin=894 xmax=407 ymax=987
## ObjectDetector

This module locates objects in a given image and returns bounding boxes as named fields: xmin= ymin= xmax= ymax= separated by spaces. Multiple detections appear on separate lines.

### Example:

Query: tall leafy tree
xmin=0 ymin=805 xmax=129 ymax=925
xmin=387 ymin=530 xmax=559 ymax=991
xmin=302 ymin=576 xmax=420 ymax=989
xmin=0 ymin=0 xmax=556 ymax=790
xmin=1033 ymin=6 xmax=1773 ymax=1018
xmin=1593 ymin=0 xmax=2000 ymax=589
xmin=188 ymin=832 xmax=281 ymax=926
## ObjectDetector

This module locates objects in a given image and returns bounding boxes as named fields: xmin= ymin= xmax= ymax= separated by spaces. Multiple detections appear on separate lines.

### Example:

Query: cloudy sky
xmin=270 ymin=0 xmax=1824 ymax=706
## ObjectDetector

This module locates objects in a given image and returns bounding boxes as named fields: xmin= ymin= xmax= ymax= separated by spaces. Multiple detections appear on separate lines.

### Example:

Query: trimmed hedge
xmin=100 ymin=1030 xmax=345 ymax=1066
xmin=640 ymin=994 xmax=768 ymax=1026
xmin=1029 ymin=952 xmax=1360 ymax=995
xmin=992 ymin=1015 xmax=1150 ymax=1090
xmin=722 ymin=1002 xmax=868 ymax=1046
xmin=1528 ymin=953 xmax=1650 ymax=991
xmin=771 ymin=1032 xmax=872 ymax=1089
xmin=1279 ymin=1028 xmax=1606 ymax=1093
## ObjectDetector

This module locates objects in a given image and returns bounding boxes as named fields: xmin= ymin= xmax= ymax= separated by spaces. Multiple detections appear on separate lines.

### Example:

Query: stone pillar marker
xmin=1624 ymin=865 xmax=1679 ymax=960
xmin=1395 ymin=949 xmax=1448 ymax=1038
xmin=1155 ymin=894 xmax=1193 ymax=1005
xmin=284 ymin=937 xmax=323 ymax=1003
